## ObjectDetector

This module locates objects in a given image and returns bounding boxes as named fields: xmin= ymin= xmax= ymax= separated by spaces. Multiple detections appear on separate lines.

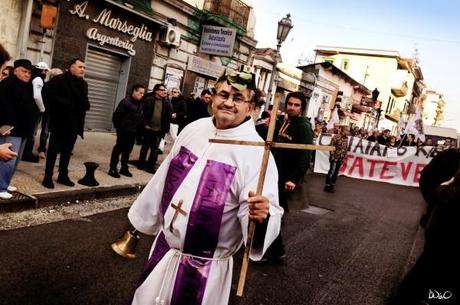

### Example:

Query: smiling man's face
xmin=211 ymin=81 xmax=253 ymax=130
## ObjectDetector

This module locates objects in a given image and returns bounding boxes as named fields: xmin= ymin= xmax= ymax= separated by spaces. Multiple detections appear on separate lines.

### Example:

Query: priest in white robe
xmin=127 ymin=71 xmax=283 ymax=305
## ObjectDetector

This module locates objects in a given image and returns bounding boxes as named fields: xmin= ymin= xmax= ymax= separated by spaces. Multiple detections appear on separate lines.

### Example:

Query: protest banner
xmin=314 ymin=135 xmax=435 ymax=187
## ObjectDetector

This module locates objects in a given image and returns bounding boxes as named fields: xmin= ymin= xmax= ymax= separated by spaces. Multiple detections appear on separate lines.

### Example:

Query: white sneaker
xmin=7 ymin=186 xmax=17 ymax=192
xmin=0 ymin=191 xmax=13 ymax=200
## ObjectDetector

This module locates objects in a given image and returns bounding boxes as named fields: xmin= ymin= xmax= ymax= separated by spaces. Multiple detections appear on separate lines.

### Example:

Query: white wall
xmin=0 ymin=0 xmax=24 ymax=60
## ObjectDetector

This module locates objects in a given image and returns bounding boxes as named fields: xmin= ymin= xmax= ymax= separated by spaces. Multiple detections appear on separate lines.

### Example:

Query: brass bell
xmin=111 ymin=230 xmax=140 ymax=259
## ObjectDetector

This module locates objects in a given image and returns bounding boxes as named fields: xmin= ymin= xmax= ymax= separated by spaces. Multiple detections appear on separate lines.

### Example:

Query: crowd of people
xmin=0 ymin=41 xmax=224 ymax=199
xmin=2 ymin=41 xmax=459 ymax=304
xmin=313 ymin=121 xmax=455 ymax=149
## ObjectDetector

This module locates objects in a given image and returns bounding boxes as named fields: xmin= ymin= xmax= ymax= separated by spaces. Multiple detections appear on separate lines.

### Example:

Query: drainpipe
xmin=17 ymin=0 xmax=34 ymax=58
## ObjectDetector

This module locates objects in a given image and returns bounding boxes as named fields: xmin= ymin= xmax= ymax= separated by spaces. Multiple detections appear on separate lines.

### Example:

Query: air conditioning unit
xmin=161 ymin=26 xmax=181 ymax=48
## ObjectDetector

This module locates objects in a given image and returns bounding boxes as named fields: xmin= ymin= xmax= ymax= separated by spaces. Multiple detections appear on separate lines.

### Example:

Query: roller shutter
xmin=85 ymin=48 xmax=123 ymax=131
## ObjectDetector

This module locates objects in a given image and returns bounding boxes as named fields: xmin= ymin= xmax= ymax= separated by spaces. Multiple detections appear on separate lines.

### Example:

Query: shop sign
xmin=165 ymin=67 xmax=184 ymax=90
xmin=188 ymin=55 xmax=224 ymax=79
xmin=199 ymin=25 xmax=236 ymax=57
xmin=69 ymin=1 xmax=154 ymax=56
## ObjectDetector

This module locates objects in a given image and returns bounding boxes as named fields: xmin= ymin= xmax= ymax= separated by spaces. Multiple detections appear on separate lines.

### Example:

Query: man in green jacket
xmin=264 ymin=91 xmax=313 ymax=261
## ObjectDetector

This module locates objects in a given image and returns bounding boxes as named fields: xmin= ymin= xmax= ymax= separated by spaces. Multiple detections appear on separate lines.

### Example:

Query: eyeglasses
xmin=158 ymin=88 xmax=166 ymax=92
xmin=215 ymin=91 xmax=249 ymax=105
xmin=172 ymin=91 xmax=180 ymax=94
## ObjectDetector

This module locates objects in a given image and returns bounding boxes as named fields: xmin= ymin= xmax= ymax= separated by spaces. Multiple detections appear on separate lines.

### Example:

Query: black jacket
xmin=112 ymin=96 xmax=143 ymax=134
xmin=142 ymin=93 xmax=172 ymax=136
xmin=42 ymin=72 xmax=90 ymax=138
xmin=187 ymin=97 xmax=210 ymax=123
xmin=171 ymin=96 xmax=187 ymax=128
xmin=0 ymin=75 xmax=36 ymax=138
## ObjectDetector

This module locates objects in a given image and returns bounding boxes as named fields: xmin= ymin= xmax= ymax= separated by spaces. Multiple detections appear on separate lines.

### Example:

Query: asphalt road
xmin=0 ymin=173 xmax=426 ymax=305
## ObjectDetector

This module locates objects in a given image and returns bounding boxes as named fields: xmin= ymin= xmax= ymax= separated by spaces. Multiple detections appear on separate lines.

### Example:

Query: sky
xmin=249 ymin=0 xmax=460 ymax=131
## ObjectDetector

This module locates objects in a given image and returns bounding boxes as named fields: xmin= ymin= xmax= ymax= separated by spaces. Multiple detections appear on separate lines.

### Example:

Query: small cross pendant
xmin=168 ymin=200 xmax=187 ymax=232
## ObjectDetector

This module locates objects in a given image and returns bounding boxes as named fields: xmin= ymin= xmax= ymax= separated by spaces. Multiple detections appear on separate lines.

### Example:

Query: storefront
xmin=53 ymin=0 xmax=160 ymax=130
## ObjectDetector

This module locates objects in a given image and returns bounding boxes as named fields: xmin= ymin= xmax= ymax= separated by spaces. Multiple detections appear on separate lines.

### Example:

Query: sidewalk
xmin=0 ymin=132 xmax=170 ymax=211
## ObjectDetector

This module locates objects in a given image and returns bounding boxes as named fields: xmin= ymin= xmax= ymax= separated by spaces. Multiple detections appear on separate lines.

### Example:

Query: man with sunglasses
xmin=137 ymin=83 xmax=172 ymax=173
xmin=126 ymin=71 xmax=282 ymax=305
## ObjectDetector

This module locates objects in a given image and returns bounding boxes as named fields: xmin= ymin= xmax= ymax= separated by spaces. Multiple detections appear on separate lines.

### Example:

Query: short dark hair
xmin=0 ymin=44 xmax=11 ymax=66
xmin=153 ymin=83 xmax=166 ymax=93
xmin=68 ymin=57 xmax=85 ymax=68
xmin=201 ymin=89 xmax=212 ymax=97
xmin=285 ymin=91 xmax=307 ymax=114
xmin=130 ymin=84 xmax=145 ymax=95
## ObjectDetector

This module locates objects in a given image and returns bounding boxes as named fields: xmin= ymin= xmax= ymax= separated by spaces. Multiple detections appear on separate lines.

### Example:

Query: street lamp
xmin=372 ymin=88 xmax=381 ymax=128
xmin=265 ymin=13 xmax=293 ymax=110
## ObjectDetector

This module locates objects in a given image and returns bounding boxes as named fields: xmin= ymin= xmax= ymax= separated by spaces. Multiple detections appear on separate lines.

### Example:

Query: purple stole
xmin=133 ymin=146 xmax=236 ymax=305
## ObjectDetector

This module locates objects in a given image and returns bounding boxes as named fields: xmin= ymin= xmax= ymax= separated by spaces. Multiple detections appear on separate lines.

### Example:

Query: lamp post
xmin=372 ymin=88 xmax=381 ymax=128
xmin=265 ymin=13 xmax=293 ymax=110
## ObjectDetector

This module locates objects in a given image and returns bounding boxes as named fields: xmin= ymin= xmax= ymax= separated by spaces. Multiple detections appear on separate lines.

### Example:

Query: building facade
xmin=314 ymin=46 xmax=424 ymax=133
xmin=422 ymin=89 xmax=445 ymax=126
xmin=1 ymin=0 xmax=257 ymax=131
xmin=298 ymin=62 xmax=370 ymax=126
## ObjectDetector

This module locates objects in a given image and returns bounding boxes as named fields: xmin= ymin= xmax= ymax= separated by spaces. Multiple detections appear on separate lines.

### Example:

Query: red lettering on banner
xmin=413 ymin=163 xmax=426 ymax=183
xmin=339 ymin=155 xmax=351 ymax=173
xmin=348 ymin=156 xmax=364 ymax=177
xmin=367 ymin=159 xmax=385 ymax=177
xmin=400 ymin=162 xmax=413 ymax=181
xmin=380 ymin=161 xmax=397 ymax=179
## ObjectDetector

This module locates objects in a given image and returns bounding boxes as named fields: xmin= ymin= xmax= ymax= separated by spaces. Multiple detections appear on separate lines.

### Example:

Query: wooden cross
xmin=209 ymin=97 xmax=335 ymax=296
xmin=168 ymin=200 xmax=187 ymax=233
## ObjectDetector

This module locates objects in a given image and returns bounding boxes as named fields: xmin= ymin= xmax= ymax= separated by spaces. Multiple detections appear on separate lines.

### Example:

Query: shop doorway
xmin=84 ymin=47 xmax=129 ymax=131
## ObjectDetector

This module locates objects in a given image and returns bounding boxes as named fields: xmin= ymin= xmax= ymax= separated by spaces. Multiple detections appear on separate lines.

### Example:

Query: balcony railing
xmin=203 ymin=0 xmax=250 ymax=29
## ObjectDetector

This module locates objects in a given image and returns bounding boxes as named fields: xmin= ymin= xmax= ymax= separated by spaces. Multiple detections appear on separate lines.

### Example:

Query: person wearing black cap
xmin=0 ymin=59 xmax=35 ymax=199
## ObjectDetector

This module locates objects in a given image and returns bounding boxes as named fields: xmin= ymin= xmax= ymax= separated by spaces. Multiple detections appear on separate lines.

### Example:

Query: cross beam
xmin=209 ymin=138 xmax=335 ymax=151
xmin=210 ymin=95 xmax=334 ymax=296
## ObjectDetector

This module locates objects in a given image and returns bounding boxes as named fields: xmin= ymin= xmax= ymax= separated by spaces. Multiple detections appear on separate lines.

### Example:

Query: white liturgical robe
xmin=128 ymin=117 xmax=283 ymax=305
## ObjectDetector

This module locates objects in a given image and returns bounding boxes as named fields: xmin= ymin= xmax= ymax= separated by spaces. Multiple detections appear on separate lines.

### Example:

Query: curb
xmin=0 ymin=183 xmax=147 ymax=213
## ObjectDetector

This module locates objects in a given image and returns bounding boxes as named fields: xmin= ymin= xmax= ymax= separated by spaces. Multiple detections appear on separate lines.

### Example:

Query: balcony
xmin=390 ymin=70 xmax=409 ymax=97
xmin=203 ymin=0 xmax=250 ymax=30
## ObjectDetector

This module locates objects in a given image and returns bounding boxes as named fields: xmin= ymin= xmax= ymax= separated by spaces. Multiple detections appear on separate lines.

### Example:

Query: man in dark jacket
xmin=169 ymin=88 xmax=187 ymax=134
xmin=0 ymin=59 xmax=35 ymax=199
xmin=109 ymin=84 xmax=145 ymax=178
xmin=42 ymin=58 xmax=90 ymax=189
xmin=137 ymin=83 xmax=171 ymax=173
xmin=264 ymin=91 xmax=314 ymax=261
xmin=187 ymin=89 xmax=211 ymax=123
